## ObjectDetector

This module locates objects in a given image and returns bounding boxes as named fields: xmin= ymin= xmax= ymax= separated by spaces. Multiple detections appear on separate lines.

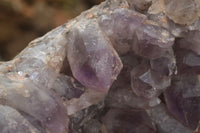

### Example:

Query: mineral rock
xmin=147 ymin=104 xmax=193 ymax=133
xmin=102 ymin=108 xmax=156 ymax=133
xmin=162 ymin=0 xmax=199 ymax=25
xmin=83 ymin=119 xmax=102 ymax=133
xmin=0 ymin=0 xmax=200 ymax=132
xmin=66 ymin=88 xmax=105 ymax=115
xmin=164 ymin=74 xmax=200 ymax=129
xmin=69 ymin=102 xmax=104 ymax=133
xmin=126 ymin=0 xmax=152 ymax=11
xmin=52 ymin=74 xmax=84 ymax=100
xmin=98 ymin=8 xmax=146 ymax=55
xmin=0 ymin=74 xmax=68 ymax=133
xmin=0 ymin=105 xmax=40 ymax=133
xmin=150 ymin=48 xmax=176 ymax=76
xmin=67 ymin=20 xmax=123 ymax=92
xmin=178 ymin=31 xmax=200 ymax=55
xmin=131 ymin=61 xmax=171 ymax=99
xmin=133 ymin=20 xmax=174 ymax=59
xmin=13 ymin=58 xmax=57 ymax=89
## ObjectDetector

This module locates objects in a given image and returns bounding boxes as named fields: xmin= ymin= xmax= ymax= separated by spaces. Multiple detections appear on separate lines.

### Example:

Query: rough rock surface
xmin=0 ymin=0 xmax=200 ymax=132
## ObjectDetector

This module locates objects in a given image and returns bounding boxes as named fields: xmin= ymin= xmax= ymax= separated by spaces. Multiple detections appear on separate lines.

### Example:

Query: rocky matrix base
xmin=0 ymin=0 xmax=200 ymax=133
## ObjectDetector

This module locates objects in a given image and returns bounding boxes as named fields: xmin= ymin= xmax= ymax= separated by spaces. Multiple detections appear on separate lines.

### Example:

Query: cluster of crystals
xmin=0 ymin=0 xmax=200 ymax=133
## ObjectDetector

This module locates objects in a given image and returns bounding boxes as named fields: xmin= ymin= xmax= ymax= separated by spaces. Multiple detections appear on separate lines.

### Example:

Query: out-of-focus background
xmin=0 ymin=0 xmax=104 ymax=61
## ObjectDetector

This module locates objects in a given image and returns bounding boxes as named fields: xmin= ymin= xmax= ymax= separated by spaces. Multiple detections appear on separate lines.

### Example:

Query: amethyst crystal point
xmin=98 ymin=8 xmax=146 ymax=55
xmin=147 ymin=104 xmax=193 ymax=133
xmin=67 ymin=20 xmax=123 ymax=92
xmin=131 ymin=61 xmax=171 ymax=99
xmin=133 ymin=20 xmax=175 ymax=59
xmin=164 ymin=74 xmax=200 ymax=129
xmin=102 ymin=108 xmax=156 ymax=133
xmin=0 ymin=105 xmax=40 ymax=133
xmin=150 ymin=48 xmax=176 ymax=76
xmin=106 ymin=54 xmax=161 ymax=108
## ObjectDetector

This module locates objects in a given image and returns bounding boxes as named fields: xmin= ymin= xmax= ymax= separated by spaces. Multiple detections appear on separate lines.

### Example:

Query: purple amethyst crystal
xmin=147 ymin=104 xmax=193 ymax=133
xmin=131 ymin=61 xmax=171 ymax=99
xmin=67 ymin=20 xmax=123 ymax=92
xmin=164 ymin=74 xmax=200 ymax=129
xmin=0 ymin=105 xmax=40 ymax=133
xmin=164 ymin=43 xmax=200 ymax=130
xmin=0 ymin=74 xmax=68 ymax=133
xmin=133 ymin=20 xmax=175 ymax=59
xmin=178 ymin=31 xmax=200 ymax=55
xmin=1 ymin=0 xmax=200 ymax=132
xmin=98 ymin=8 xmax=146 ymax=55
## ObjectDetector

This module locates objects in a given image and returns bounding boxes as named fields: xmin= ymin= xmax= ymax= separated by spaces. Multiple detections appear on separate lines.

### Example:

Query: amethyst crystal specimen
xmin=0 ymin=0 xmax=200 ymax=132
xmin=67 ymin=20 xmax=123 ymax=92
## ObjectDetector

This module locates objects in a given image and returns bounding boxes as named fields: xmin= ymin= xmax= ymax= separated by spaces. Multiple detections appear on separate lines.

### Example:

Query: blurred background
xmin=0 ymin=0 xmax=104 ymax=61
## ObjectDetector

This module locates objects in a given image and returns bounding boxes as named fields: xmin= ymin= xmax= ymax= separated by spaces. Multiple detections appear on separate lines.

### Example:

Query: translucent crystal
xmin=0 ymin=74 xmax=68 ymax=133
xmin=131 ymin=61 xmax=171 ymax=99
xmin=67 ymin=20 xmax=123 ymax=92
xmin=133 ymin=20 xmax=174 ymax=59
xmin=147 ymin=104 xmax=193 ymax=133
xmin=164 ymin=74 xmax=200 ymax=130
xmin=178 ymin=31 xmax=200 ymax=55
xmin=98 ymin=8 xmax=146 ymax=55
xmin=0 ymin=105 xmax=40 ymax=133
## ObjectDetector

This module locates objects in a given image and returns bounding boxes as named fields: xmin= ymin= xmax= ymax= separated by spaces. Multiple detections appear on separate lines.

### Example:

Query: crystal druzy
xmin=0 ymin=0 xmax=200 ymax=133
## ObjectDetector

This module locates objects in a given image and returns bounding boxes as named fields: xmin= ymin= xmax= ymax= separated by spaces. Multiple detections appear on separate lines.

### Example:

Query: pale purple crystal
xmin=126 ymin=0 xmax=152 ymax=11
xmin=0 ymin=0 xmax=200 ymax=132
xmin=147 ymin=104 xmax=193 ymax=133
xmin=164 ymin=74 xmax=200 ymax=129
xmin=178 ymin=31 xmax=200 ymax=55
xmin=131 ymin=61 xmax=171 ymax=99
xmin=98 ymin=8 xmax=146 ymax=55
xmin=0 ymin=74 xmax=68 ymax=133
xmin=133 ymin=20 xmax=175 ymax=59
xmin=0 ymin=105 xmax=40 ymax=133
xmin=164 ymin=44 xmax=200 ymax=129
xmin=67 ymin=20 xmax=123 ymax=92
